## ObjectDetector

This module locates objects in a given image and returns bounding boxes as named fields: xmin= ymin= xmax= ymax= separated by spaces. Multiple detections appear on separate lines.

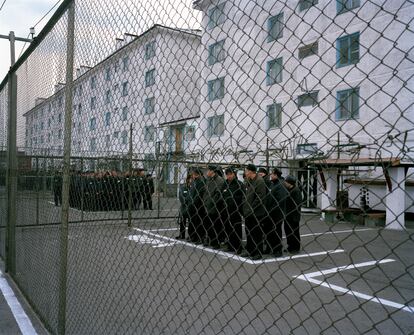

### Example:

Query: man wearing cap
xmin=284 ymin=175 xmax=303 ymax=253
xmin=241 ymin=163 xmax=267 ymax=260
xmin=188 ymin=167 xmax=206 ymax=244
xmin=221 ymin=167 xmax=245 ymax=253
xmin=265 ymin=167 xmax=289 ymax=257
xmin=203 ymin=165 xmax=225 ymax=249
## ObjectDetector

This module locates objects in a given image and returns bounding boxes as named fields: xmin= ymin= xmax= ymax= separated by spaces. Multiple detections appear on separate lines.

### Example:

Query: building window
xmin=40 ymin=122 xmax=44 ymax=130
xmin=145 ymin=69 xmax=155 ymax=87
xmin=266 ymin=57 xmax=283 ymax=86
xmin=90 ymin=76 xmax=96 ymax=89
xmin=185 ymin=125 xmax=196 ymax=141
xmin=122 ymin=56 xmax=129 ymax=71
xmin=58 ymin=96 xmax=63 ymax=108
xmin=122 ymin=106 xmax=128 ymax=121
xmin=105 ymin=90 xmax=111 ymax=104
xmin=58 ymin=129 xmax=62 ymax=140
xmin=297 ymin=143 xmax=318 ymax=155
xmin=105 ymin=68 xmax=111 ymax=81
xmin=90 ymin=137 xmax=97 ymax=152
xmin=78 ymin=84 xmax=83 ymax=96
xmin=266 ymin=103 xmax=282 ymax=129
xmin=298 ymin=41 xmax=318 ymax=59
xmin=78 ymin=103 xmax=82 ymax=115
xmin=121 ymin=130 xmax=128 ymax=145
xmin=145 ymin=40 xmax=156 ymax=60
xmin=90 ymin=117 xmax=96 ymax=131
xmin=336 ymin=87 xmax=359 ymax=120
xmin=105 ymin=112 xmax=111 ymax=127
xmin=144 ymin=126 xmax=155 ymax=142
xmin=90 ymin=96 xmax=96 ymax=109
xmin=298 ymin=0 xmax=318 ymax=11
xmin=268 ymin=13 xmax=284 ymax=42
xmin=105 ymin=134 xmax=110 ymax=147
xmin=122 ymin=82 xmax=129 ymax=96
xmin=208 ymin=40 xmax=226 ymax=66
xmin=113 ymin=131 xmax=119 ymax=139
xmin=207 ymin=77 xmax=225 ymax=101
xmin=144 ymin=97 xmax=155 ymax=114
xmin=297 ymin=91 xmax=319 ymax=108
xmin=207 ymin=114 xmax=225 ymax=137
xmin=208 ymin=2 xmax=225 ymax=29
xmin=336 ymin=32 xmax=360 ymax=68
xmin=58 ymin=113 xmax=62 ymax=123
xmin=337 ymin=0 xmax=360 ymax=14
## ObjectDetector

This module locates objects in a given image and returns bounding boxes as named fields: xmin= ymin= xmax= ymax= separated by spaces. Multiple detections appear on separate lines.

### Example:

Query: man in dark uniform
xmin=203 ymin=165 xmax=225 ymax=249
xmin=284 ymin=175 xmax=303 ymax=254
xmin=188 ymin=167 xmax=206 ymax=244
xmin=265 ymin=168 xmax=289 ymax=257
xmin=144 ymin=173 xmax=154 ymax=210
xmin=241 ymin=164 xmax=267 ymax=260
xmin=131 ymin=168 xmax=144 ymax=210
xmin=53 ymin=171 xmax=62 ymax=206
xmin=176 ymin=174 xmax=192 ymax=240
xmin=222 ymin=167 xmax=245 ymax=253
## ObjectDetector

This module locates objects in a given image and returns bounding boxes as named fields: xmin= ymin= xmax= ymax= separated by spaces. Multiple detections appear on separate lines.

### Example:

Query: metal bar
xmin=57 ymin=2 xmax=75 ymax=334
xmin=128 ymin=124 xmax=133 ymax=227
xmin=36 ymin=157 xmax=39 ymax=225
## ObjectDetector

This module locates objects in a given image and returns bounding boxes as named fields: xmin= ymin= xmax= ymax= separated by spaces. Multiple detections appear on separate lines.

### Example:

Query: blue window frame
xmin=105 ymin=90 xmax=111 ymax=104
xmin=90 ymin=117 xmax=96 ymax=131
xmin=266 ymin=57 xmax=283 ymax=86
xmin=298 ymin=0 xmax=318 ymax=11
xmin=90 ymin=96 xmax=96 ymax=109
xmin=336 ymin=32 xmax=360 ymax=68
xmin=266 ymin=103 xmax=282 ymax=129
xmin=105 ymin=112 xmax=111 ymax=127
xmin=208 ymin=2 xmax=225 ymax=30
xmin=207 ymin=115 xmax=225 ymax=137
xmin=122 ymin=106 xmax=128 ymax=121
xmin=208 ymin=39 xmax=226 ymax=66
xmin=297 ymin=91 xmax=319 ymax=107
xmin=207 ymin=77 xmax=225 ymax=101
xmin=105 ymin=68 xmax=111 ymax=81
xmin=145 ymin=40 xmax=156 ymax=60
xmin=122 ymin=57 xmax=129 ymax=71
xmin=90 ymin=137 xmax=96 ymax=152
xmin=337 ymin=0 xmax=360 ymax=14
xmin=336 ymin=87 xmax=360 ymax=120
xmin=90 ymin=76 xmax=96 ymax=89
xmin=268 ymin=13 xmax=284 ymax=42
xmin=144 ymin=97 xmax=155 ymax=114
xmin=122 ymin=82 xmax=129 ymax=96
xmin=145 ymin=69 xmax=155 ymax=87
xmin=297 ymin=143 xmax=318 ymax=155
xmin=144 ymin=126 xmax=155 ymax=142
xmin=121 ymin=130 xmax=128 ymax=145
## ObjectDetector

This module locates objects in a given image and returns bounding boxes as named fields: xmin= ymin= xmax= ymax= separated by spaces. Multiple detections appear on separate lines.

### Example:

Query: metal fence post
xmin=57 ymin=2 xmax=75 ymax=334
xmin=127 ymin=124 xmax=132 ymax=227
xmin=5 ymin=70 xmax=17 ymax=275
xmin=36 ymin=157 xmax=39 ymax=225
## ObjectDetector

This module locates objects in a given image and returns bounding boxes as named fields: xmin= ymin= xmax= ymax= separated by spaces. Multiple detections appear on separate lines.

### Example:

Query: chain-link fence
xmin=0 ymin=0 xmax=414 ymax=334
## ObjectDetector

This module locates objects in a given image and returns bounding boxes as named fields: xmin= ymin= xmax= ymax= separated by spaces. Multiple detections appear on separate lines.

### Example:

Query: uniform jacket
xmin=189 ymin=176 xmax=206 ymax=213
xmin=286 ymin=185 xmax=302 ymax=222
xmin=243 ymin=174 xmax=267 ymax=219
xmin=267 ymin=178 xmax=289 ymax=222
xmin=222 ymin=178 xmax=245 ymax=219
xmin=203 ymin=174 xmax=225 ymax=216
xmin=178 ymin=183 xmax=191 ymax=218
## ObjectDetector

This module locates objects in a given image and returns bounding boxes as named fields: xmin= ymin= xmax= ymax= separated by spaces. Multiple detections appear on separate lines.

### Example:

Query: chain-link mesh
xmin=0 ymin=0 xmax=413 ymax=334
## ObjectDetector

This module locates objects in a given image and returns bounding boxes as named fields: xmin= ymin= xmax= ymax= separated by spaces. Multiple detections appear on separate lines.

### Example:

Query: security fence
xmin=0 ymin=0 xmax=414 ymax=334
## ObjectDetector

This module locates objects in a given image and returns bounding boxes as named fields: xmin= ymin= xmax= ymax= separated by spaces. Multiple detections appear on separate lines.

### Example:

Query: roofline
xmin=159 ymin=115 xmax=200 ymax=126
xmin=23 ymin=24 xmax=202 ymax=117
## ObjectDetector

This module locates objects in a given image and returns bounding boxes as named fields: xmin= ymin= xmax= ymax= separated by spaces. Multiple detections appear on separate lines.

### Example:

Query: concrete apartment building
xmin=24 ymin=25 xmax=202 ymax=180
xmin=192 ymin=0 xmax=414 ymax=219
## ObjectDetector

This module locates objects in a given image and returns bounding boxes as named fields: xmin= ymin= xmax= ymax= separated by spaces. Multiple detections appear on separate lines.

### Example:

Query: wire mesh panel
xmin=0 ymin=83 xmax=8 ymax=260
xmin=1 ymin=0 xmax=414 ymax=334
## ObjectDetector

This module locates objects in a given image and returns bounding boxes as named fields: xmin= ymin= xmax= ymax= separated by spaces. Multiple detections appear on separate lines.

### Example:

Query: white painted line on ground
xmin=300 ymin=228 xmax=372 ymax=238
xmin=0 ymin=270 xmax=37 ymax=335
xmin=148 ymin=228 xmax=179 ymax=232
xmin=132 ymin=228 xmax=345 ymax=264
xmin=295 ymin=259 xmax=414 ymax=313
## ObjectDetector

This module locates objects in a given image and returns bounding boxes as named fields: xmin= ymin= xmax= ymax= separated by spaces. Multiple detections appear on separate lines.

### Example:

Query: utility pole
xmin=0 ymin=30 xmax=34 ymax=274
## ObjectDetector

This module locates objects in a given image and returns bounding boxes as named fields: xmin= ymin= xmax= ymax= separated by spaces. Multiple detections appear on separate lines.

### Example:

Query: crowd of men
xmin=53 ymin=168 xmax=154 ymax=211
xmin=177 ymin=164 xmax=303 ymax=260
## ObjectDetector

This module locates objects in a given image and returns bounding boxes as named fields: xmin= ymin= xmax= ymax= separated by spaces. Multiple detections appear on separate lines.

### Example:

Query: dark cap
xmin=207 ymin=164 xmax=218 ymax=172
xmin=272 ymin=167 xmax=282 ymax=177
xmin=245 ymin=163 xmax=257 ymax=172
xmin=285 ymin=175 xmax=297 ymax=185
xmin=258 ymin=167 xmax=268 ymax=175
xmin=191 ymin=166 xmax=203 ymax=175
xmin=225 ymin=166 xmax=237 ymax=175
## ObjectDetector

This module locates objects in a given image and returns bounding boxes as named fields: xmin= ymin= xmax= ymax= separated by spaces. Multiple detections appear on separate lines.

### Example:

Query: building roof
xmin=310 ymin=157 xmax=414 ymax=168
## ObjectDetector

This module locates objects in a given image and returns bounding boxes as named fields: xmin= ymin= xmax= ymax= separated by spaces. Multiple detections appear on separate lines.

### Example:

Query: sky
xmin=0 ymin=0 xmax=61 ymax=81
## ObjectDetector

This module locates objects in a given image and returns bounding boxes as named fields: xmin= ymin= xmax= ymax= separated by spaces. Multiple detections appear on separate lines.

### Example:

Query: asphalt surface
xmin=1 ymin=193 xmax=414 ymax=334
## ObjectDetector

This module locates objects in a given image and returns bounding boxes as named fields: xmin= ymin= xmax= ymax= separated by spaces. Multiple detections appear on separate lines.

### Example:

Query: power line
xmin=17 ymin=0 xmax=63 ymax=58
xmin=0 ymin=0 xmax=7 ymax=11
